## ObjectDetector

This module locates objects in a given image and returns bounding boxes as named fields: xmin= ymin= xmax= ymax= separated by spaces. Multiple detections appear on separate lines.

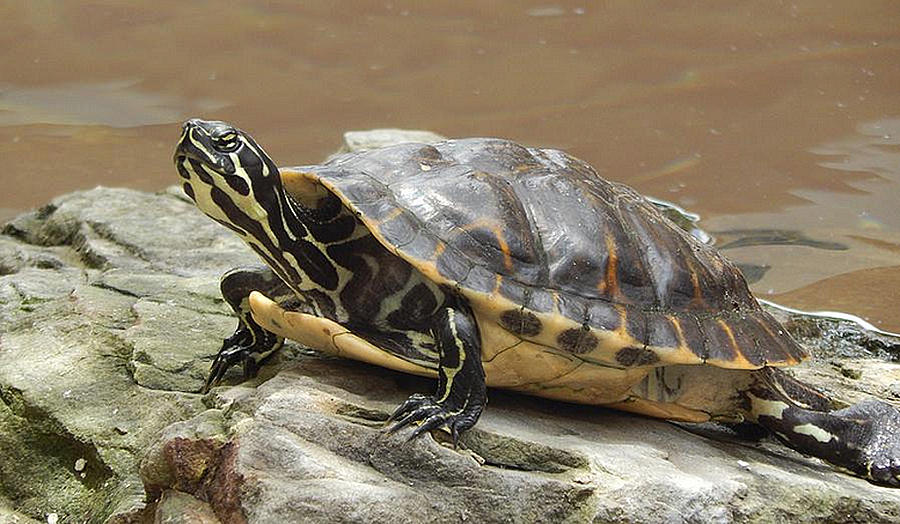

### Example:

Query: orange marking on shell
xmin=751 ymin=316 xmax=804 ymax=366
xmin=431 ymin=242 xmax=446 ymax=260
xmin=491 ymin=225 xmax=515 ymax=271
xmin=550 ymin=291 xmax=560 ymax=311
xmin=600 ymin=233 xmax=620 ymax=297
xmin=613 ymin=304 xmax=628 ymax=335
xmin=459 ymin=218 xmax=505 ymax=234
xmin=716 ymin=319 xmax=741 ymax=355
xmin=754 ymin=316 xmax=778 ymax=340
xmin=669 ymin=315 xmax=687 ymax=348
xmin=691 ymin=271 xmax=703 ymax=302
xmin=682 ymin=257 xmax=706 ymax=309
xmin=658 ymin=315 xmax=703 ymax=365
xmin=709 ymin=319 xmax=758 ymax=369
xmin=459 ymin=219 xmax=515 ymax=271
xmin=492 ymin=274 xmax=503 ymax=295
xmin=375 ymin=207 xmax=405 ymax=226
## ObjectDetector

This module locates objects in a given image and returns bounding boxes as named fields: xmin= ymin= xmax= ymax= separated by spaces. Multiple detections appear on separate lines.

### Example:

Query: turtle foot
xmin=203 ymin=325 xmax=282 ymax=393
xmin=386 ymin=393 xmax=483 ymax=445
xmin=834 ymin=399 xmax=900 ymax=486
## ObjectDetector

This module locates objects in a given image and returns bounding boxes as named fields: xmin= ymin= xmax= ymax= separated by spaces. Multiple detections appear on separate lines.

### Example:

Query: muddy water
xmin=2 ymin=2 xmax=900 ymax=331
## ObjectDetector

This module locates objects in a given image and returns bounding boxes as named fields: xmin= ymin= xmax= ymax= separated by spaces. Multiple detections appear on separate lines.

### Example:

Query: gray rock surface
xmin=329 ymin=128 xmax=447 ymax=159
xmin=1 ymin=130 xmax=900 ymax=523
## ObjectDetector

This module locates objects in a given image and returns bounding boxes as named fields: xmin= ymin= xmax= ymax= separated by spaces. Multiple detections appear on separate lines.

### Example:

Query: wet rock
xmin=1 ymin=130 xmax=900 ymax=522
xmin=783 ymin=313 xmax=900 ymax=362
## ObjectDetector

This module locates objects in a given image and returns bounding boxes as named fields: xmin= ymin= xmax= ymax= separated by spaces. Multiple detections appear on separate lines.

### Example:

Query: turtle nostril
xmin=183 ymin=118 xmax=208 ymax=132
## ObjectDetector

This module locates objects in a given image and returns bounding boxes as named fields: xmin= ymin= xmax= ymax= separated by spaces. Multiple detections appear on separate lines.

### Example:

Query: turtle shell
xmin=281 ymin=138 xmax=807 ymax=370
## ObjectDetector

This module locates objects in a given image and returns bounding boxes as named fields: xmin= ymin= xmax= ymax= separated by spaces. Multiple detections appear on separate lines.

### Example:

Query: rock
xmin=2 ymin=129 xmax=900 ymax=523
xmin=0 ymin=188 xmax=226 ymax=521
xmin=152 ymin=490 xmax=220 ymax=524
xmin=330 ymin=128 xmax=447 ymax=159
xmin=138 ymin=362 xmax=900 ymax=524
xmin=0 ymin=496 xmax=42 ymax=524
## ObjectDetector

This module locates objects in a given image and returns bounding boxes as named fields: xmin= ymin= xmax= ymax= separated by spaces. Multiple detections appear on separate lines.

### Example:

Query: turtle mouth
xmin=174 ymin=121 xmax=236 ymax=178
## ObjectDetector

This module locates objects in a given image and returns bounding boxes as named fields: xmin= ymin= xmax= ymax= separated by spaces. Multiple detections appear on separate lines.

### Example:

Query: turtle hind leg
xmin=387 ymin=304 xmax=487 ymax=444
xmin=749 ymin=368 xmax=900 ymax=486
xmin=205 ymin=266 xmax=293 ymax=391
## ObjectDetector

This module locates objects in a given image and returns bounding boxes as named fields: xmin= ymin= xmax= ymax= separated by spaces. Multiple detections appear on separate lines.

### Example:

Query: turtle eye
xmin=211 ymin=130 xmax=240 ymax=153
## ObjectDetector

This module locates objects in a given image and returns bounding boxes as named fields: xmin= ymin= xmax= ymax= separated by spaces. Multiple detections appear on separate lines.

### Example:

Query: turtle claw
xmin=408 ymin=411 xmax=451 ymax=442
xmin=202 ymin=331 xmax=251 ymax=393
xmin=385 ymin=393 xmax=479 ymax=446
xmin=201 ymin=324 xmax=279 ymax=393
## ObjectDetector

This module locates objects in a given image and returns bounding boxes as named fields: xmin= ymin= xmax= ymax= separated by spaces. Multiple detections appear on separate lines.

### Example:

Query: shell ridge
xmin=508 ymin=172 xmax=552 ymax=287
xmin=618 ymin=193 xmax=668 ymax=307
xmin=608 ymin=186 xmax=657 ymax=306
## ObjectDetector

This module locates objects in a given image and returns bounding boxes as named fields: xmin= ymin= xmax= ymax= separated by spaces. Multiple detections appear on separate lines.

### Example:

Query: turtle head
xmin=175 ymin=119 xmax=282 ymax=200
xmin=174 ymin=119 xmax=287 ymax=224
xmin=175 ymin=119 xmax=338 ymax=291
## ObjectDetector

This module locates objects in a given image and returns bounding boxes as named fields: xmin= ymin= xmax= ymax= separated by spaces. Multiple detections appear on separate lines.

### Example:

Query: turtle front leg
xmin=205 ymin=265 xmax=294 ymax=392
xmin=750 ymin=368 xmax=900 ymax=485
xmin=388 ymin=305 xmax=487 ymax=444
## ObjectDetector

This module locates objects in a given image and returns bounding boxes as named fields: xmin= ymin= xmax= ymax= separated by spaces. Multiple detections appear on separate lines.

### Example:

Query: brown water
xmin=3 ymin=2 xmax=900 ymax=331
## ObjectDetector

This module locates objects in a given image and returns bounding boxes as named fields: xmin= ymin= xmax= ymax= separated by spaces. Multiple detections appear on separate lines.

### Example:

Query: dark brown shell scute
xmin=555 ymin=292 xmax=589 ymax=328
xmin=675 ymin=315 xmax=706 ymax=358
xmin=644 ymin=313 xmax=681 ymax=349
xmin=319 ymin=138 xmax=747 ymax=311
xmin=727 ymin=321 xmax=765 ymax=365
xmin=373 ymin=206 xmax=419 ymax=246
xmin=399 ymin=229 xmax=441 ymax=261
xmin=307 ymin=138 xmax=807 ymax=367
xmin=700 ymin=318 xmax=738 ymax=363
xmin=451 ymin=138 xmax=542 ymax=173
xmin=615 ymin=346 xmax=661 ymax=367
xmin=497 ymin=278 xmax=528 ymax=308
xmin=752 ymin=314 xmax=801 ymax=363
xmin=557 ymin=327 xmax=599 ymax=354
xmin=624 ymin=309 xmax=647 ymax=349
xmin=500 ymin=309 xmax=543 ymax=337
xmin=435 ymin=245 xmax=474 ymax=283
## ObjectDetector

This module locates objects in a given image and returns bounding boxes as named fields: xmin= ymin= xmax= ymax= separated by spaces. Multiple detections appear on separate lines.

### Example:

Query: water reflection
xmin=809 ymin=118 xmax=900 ymax=231
xmin=706 ymin=117 xmax=900 ymax=331
xmin=0 ymin=80 xmax=227 ymax=127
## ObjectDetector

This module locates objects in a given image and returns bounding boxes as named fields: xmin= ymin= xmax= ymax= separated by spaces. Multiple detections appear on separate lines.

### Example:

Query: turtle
xmin=174 ymin=118 xmax=900 ymax=485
